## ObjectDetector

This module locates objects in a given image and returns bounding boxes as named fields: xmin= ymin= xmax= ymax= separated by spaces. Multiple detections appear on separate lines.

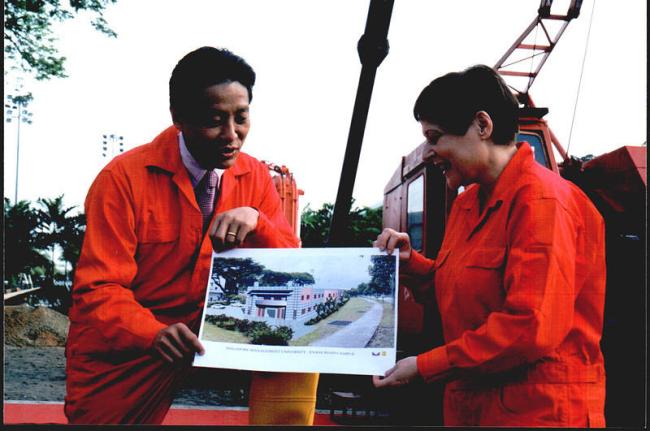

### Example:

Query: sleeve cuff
xmin=402 ymin=250 xmax=435 ymax=277
xmin=140 ymin=321 xmax=168 ymax=351
xmin=417 ymin=345 xmax=451 ymax=383
xmin=250 ymin=211 xmax=274 ymax=242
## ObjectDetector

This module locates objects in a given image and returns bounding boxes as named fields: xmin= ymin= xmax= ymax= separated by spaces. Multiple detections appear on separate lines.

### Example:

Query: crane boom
xmin=495 ymin=0 xmax=583 ymax=105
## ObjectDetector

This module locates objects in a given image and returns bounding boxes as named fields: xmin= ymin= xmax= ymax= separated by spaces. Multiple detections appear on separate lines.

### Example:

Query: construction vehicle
xmin=263 ymin=161 xmax=304 ymax=239
xmin=381 ymin=0 xmax=646 ymax=427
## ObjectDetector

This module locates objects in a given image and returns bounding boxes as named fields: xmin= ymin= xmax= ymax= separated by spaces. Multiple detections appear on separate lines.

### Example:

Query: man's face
xmin=173 ymin=81 xmax=250 ymax=170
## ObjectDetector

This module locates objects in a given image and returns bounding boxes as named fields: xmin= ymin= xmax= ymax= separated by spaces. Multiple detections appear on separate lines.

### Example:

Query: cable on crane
xmin=527 ymin=16 xmax=541 ymax=96
xmin=566 ymin=0 xmax=597 ymax=156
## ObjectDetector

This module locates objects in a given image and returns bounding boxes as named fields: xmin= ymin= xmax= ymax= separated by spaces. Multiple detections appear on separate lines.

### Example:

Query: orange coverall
xmin=64 ymin=126 xmax=318 ymax=424
xmin=403 ymin=142 xmax=606 ymax=427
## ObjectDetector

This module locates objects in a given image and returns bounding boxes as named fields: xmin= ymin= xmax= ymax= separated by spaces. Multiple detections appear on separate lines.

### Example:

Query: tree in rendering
xmin=211 ymin=258 xmax=265 ymax=298
xmin=260 ymin=271 xmax=315 ymax=286
xmin=368 ymin=254 xmax=396 ymax=296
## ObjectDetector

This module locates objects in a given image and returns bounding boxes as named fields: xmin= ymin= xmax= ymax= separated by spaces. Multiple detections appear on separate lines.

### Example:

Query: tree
xmin=368 ymin=254 xmax=396 ymax=296
xmin=4 ymin=0 xmax=118 ymax=81
xmin=315 ymin=302 xmax=326 ymax=319
xmin=211 ymin=258 xmax=265 ymax=297
xmin=3 ymin=198 xmax=49 ymax=289
xmin=301 ymin=203 xmax=334 ymax=247
xmin=32 ymin=195 xmax=81 ymax=313
xmin=300 ymin=201 xmax=382 ymax=247
xmin=36 ymin=195 xmax=77 ymax=279
xmin=259 ymin=270 xmax=315 ymax=286
xmin=59 ymin=211 xmax=86 ymax=284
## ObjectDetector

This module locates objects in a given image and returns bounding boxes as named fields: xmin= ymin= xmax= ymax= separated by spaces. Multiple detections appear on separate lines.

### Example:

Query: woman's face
xmin=420 ymin=119 xmax=489 ymax=190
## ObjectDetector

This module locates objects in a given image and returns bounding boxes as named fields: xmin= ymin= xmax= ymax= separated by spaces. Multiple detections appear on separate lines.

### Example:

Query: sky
xmin=3 ymin=0 xmax=647 ymax=216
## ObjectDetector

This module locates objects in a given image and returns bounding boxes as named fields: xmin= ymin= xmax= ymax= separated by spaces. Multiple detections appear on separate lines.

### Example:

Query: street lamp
xmin=5 ymin=93 xmax=33 ymax=204
xmin=101 ymin=133 xmax=124 ymax=158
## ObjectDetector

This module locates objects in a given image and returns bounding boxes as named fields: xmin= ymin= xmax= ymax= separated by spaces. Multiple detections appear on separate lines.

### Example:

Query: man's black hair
xmin=413 ymin=65 xmax=518 ymax=145
xmin=169 ymin=46 xmax=256 ymax=121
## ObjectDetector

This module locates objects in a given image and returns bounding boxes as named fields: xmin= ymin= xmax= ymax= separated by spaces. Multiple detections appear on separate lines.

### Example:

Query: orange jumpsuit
xmin=64 ymin=126 xmax=318 ymax=424
xmin=403 ymin=142 xmax=606 ymax=427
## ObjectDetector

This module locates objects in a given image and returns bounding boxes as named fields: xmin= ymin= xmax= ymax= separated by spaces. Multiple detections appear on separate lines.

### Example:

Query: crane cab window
xmin=517 ymin=132 xmax=549 ymax=168
xmin=407 ymin=175 xmax=424 ymax=252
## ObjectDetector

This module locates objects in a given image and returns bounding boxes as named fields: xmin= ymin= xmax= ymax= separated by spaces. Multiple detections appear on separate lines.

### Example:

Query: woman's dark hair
xmin=413 ymin=65 xmax=518 ymax=145
xmin=169 ymin=46 xmax=256 ymax=121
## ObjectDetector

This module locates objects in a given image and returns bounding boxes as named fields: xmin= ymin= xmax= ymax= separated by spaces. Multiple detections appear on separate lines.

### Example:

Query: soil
xmin=4 ymin=305 xmax=69 ymax=347
xmin=2 ymin=345 xmax=251 ymax=406
xmin=2 ymin=305 xmax=245 ymax=406
xmin=2 ymin=305 xmax=321 ymax=407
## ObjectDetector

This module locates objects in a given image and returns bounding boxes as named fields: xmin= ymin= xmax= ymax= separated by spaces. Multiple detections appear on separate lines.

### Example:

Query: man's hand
xmin=373 ymin=228 xmax=413 ymax=262
xmin=209 ymin=207 xmax=260 ymax=251
xmin=372 ymin=356 xmax=420 ymax=388
xmin=152 ymin=323 xmax=205 ymax=364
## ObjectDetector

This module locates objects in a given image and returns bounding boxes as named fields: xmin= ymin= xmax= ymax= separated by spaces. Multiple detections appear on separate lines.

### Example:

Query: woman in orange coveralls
xmin=373 ymin=65 xmax=606 ymax=427
xmin=64 ymin=47 xmax=318 ymax=425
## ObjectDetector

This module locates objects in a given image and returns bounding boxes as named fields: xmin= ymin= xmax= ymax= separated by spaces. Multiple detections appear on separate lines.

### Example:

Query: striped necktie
xmin=195 ymin=170 xmax=218 ymax=231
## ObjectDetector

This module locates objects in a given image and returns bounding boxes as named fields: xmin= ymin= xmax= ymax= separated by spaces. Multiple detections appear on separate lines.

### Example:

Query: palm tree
xmin=60 ymin=212 xmax=86 ymax=285
xmin=35 ymin=195 xmax=81 ymax=313
xmin=3 ymin=198 xmax=49 ymax=291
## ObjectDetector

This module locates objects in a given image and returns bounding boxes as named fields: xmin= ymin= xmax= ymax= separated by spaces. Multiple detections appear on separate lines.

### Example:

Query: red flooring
xmin=3 ymin=402 xmax=337 ymax=425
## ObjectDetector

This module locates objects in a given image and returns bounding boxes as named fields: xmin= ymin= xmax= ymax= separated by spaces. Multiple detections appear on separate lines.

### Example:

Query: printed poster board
xmin=193 ymin=247 xmax=398 ymax=375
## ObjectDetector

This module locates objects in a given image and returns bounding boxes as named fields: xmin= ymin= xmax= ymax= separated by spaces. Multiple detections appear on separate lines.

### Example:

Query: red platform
xmin=3 ymin=401 xmax=337 ymax=425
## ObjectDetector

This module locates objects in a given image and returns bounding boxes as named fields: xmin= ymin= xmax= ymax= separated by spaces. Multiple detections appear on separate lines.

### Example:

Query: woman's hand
xmin=209 ymin=207 xmax=259 ymax=250
xmin=372 ymin=356 xmax=419 ymax=388
xmin=373 ymin=228 xmax=412 ymax=261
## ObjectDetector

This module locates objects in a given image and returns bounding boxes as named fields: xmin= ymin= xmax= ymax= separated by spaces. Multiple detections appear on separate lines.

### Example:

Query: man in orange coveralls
xmin=64 ymin=46 xmax=318 ymax=425
xmin=373 ymin=65 xmax=606 ymax=427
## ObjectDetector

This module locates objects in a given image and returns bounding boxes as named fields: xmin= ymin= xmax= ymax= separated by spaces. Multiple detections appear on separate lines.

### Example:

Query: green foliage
xmin=300 ymin=201 xmax=382 ymax=247
xmin=345 ymin=259 xmax=397 ymax=298
xmin=4 ymin=0 xmax=118 ymax=81
xmin=212 ymin=258 xmax=265 ymax=297
xmin=212 ymin=258 xmax=317 ymax=300
xmin=4 ymin=198 xmax=49 ymax=285
xmin=34 ymin=195 xmax=85 ymax=313
xmin=205 ymin=314 xmax=293 ymax=345
xmin=306 ymin=296 xmax=348 ymax=324
xmin=4 ymin=196 xmax=85 ymax=314
xmin=367 ymin=255 xmax=396 ymax=296
xmin=206 ymin=314 xmax=264 ymax=336
xmin=260 ymin=270 xmax=315 ymax=286
xmin=250 ymin=325 xmax=293 ymax=346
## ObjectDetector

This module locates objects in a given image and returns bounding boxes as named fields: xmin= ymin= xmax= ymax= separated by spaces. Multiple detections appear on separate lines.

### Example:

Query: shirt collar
xmin=457 ymin=141 xmax=534 ymax=211
xmin=178 ymin=132 xmax=223 ymax=187
xmin=481 ymin=141 xmax=534 ymax=208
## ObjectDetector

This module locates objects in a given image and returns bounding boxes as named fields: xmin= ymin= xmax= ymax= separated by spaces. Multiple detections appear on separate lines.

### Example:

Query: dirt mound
xmin=4 ymin=305 xmax=69 ymax=347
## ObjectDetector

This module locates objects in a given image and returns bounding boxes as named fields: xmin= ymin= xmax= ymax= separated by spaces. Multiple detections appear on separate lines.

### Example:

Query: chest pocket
xmin=459 ymin=247 xmax=507 ymax=308
xmin=139 ymin=223 xmax=180 ymax=243
xmin=433 ymin=248 xmax=451 ymax=270
xmin=465 ymin=247 xmax=506 ymax=270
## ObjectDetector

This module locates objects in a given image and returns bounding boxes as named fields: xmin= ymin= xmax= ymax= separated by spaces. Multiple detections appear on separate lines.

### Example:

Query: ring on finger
xmin=226 ymin=231 xmax=237 ymax=240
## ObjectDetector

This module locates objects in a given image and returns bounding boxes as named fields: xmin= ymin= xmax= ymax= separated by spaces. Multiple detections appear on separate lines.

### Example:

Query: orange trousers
xmin=249 ymin=372 xmax=320 ymax=425
xmin=65 ymin=350 xmax=319 ymax=425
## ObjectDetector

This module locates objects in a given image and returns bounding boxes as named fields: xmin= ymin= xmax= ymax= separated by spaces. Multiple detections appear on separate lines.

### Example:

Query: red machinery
xmin=263 ymin=161 xmax=304 ymax=238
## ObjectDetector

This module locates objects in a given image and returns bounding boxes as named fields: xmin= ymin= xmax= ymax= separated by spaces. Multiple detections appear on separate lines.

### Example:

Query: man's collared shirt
xmin=178 ymin=131 xmax=223 ymax=187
